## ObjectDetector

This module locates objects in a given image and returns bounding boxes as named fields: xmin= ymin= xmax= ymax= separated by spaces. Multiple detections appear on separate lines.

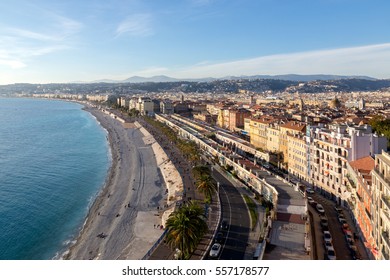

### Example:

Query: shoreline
xmin=63 ymin=104 xmax=181 ymax=260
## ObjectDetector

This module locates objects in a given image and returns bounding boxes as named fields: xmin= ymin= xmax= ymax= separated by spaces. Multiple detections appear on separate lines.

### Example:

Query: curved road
xmin=211 ymin=170 xmax=251 ymax=260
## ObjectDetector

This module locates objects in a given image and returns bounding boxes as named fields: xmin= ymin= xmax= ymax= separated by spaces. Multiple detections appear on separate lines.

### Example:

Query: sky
xmin=1 ymin=0 xmax=390 ymax=84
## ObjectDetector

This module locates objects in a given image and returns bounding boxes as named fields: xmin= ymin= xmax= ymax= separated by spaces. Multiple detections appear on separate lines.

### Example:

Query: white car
xmin=209 ymin=243 xmax=221 ymax=258
xmin=307 ymin=196 xmax=316 ymax=205
xmin=316 ymin=203 xmax=325 ymax=214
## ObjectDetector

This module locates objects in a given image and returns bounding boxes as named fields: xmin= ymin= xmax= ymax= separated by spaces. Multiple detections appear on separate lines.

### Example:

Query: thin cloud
xmin=0 ymin=58 xmax=26 ymax=69
xmin=116 ymin=14 xmax=153 ymax=37
xmin=0 ymin=14 xmax=82 ymax=69
xmin=172 ymin=43 xmax=390 ymax=79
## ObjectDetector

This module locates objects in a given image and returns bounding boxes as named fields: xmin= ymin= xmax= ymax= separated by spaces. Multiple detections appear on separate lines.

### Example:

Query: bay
xmin=0 ymin=98 xmax=110 ymax=260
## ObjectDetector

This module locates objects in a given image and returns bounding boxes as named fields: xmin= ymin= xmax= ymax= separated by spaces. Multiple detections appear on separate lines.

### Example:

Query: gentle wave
xmin=0 ymin=98 xmax=109 ymax=260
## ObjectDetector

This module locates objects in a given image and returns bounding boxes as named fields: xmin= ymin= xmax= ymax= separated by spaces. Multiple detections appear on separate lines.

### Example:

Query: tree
xmin=192 ymin=165 xmax=210 ymax=180
xmin=369 ymin=115 xmax=390 ymax=149
xmin=196 ymin=174 xmax=216 ymax=203
xmin=165 ymin=201 xmax=208 ymax=259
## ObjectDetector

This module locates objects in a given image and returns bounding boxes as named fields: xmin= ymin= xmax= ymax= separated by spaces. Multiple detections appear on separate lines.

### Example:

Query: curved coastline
xmin=63 ymin=104 xmax=182 ymax=260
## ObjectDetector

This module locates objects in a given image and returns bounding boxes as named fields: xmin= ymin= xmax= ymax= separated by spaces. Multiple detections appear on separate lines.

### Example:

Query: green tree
xmin=165 ymin=201 xmax=208 ymax=259
xmin=192 ymin=165 xmax=210 ymax=180
xmin=369 ymin=115 xmax=390 ymax=149
xmin=196 ymin=174 xmax=216 ymax=203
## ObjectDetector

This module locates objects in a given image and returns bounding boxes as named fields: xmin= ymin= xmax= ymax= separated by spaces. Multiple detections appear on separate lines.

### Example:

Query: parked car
xmin=221 ymin=220 xmax=229 ymax=230
xmin=342 ymin=223 xmax=350 ymax=233
xmin=338 ymin=217 xmax=347 ymax=224
xmin=326 ymin=246 xmax=337 ymax=260
xmin=320 ymin=216 xmax=329 ymax=229
xmin=214 ymin=232 xmax=224 ymax=243
xmin=323 ymin=230 xmax=332 ymax=243
xmin=209 ymin=243 xmax=222 ymax=258
xmin=324 ymin=240 xmax=332 ymax=249
xmin=337 ymin=212 xmax=345 ymax=220
xmin=345 ymin=231 xmax=354 ymax=243
xmin=316 ymin=203 xmax=325 ymax=214
xmin=347 ymin=239 xmax=357 ymax=252
xmin=307 ymin=196 xmax=316 ymax=205
xmin=306 ymin=187 xmax=315 ymax=194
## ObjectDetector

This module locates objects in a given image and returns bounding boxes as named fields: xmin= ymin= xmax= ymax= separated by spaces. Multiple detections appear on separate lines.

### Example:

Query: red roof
xmin=349 ymin=156 xmax=375 ymax=173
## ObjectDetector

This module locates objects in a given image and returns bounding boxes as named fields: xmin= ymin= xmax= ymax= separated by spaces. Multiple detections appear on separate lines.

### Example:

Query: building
xmin=288 ymin=133 xmax=308 ymax=181
xmin=308 ymin=124 xmax=387 ymax=204
xmin=280 ymin=121 xmax=306 ymax=167
xmin=228 ymin=108 xmax=251 ymax=132
xmin=347 ymin=156 xmax=377 ymax=259
xmin=160 ymin=100 xmax=174 ymax=114
xmin=138 ymin=97 xmax=154 ymax=115
xmin=247 ymin=116 xmax=275 ymax=151
xmin=371 ymin=151 xmax=390 ymax=260
xmin=266 ymin=123 xmax=280 ymax=153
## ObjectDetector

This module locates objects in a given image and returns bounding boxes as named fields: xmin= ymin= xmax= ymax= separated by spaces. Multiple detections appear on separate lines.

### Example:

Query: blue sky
xmin=1 ymin=0 xmax=390 ymax=84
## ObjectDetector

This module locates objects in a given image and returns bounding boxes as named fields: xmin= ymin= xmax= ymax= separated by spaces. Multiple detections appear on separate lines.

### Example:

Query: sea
xmin=0 ymin=98 xmax=110 ymax=260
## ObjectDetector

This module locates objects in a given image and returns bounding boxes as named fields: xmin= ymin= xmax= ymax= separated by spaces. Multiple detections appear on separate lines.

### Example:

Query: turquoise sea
xmin=0 ymin=98 xmax=110 ymax=260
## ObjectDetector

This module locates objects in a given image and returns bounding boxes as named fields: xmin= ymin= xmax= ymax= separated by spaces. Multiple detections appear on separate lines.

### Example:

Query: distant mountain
xmin=222 ymin=74 xmax=377 ymax=82
xmin=78 ymin=74 xmax=379 ymax=84
xmin=122 ymin=75 xmax=179 ymax=83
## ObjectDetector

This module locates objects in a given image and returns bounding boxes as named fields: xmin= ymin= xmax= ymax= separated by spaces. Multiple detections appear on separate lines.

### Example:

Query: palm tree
xmin=196 ymin=174 xmax=216 ymax=203
xmin=165 ymin=201 xmax=208 ymax=259
xmin=192 ymin=165 xmax=210 ymax=180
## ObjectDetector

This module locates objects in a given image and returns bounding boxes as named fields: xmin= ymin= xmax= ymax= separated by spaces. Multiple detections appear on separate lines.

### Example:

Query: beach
xmin=64 ymin=105 xmax=182 ymax=260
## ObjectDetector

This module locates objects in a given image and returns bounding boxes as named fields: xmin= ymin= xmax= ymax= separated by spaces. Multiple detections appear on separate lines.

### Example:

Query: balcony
xmin=346 ymin=174 xmax=357 ymax=189
xmin=381 ymin=231 xmax=390 ymax=250
xmin=382 ymin=208 xmax=390 ymax=226
xmin=373 ymin=168 xmax=390 ymax=189
xmin=382 ymin=247 xmax=390 ymax=260
xmin=383 ymin=195 xmax=390 ymax=211
xmin=356 ymin=191 xmax=363 ymax=202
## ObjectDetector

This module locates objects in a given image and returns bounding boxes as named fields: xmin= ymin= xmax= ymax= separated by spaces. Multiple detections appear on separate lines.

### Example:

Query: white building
xmin=308 ymin=124 xmax=387 ymax=205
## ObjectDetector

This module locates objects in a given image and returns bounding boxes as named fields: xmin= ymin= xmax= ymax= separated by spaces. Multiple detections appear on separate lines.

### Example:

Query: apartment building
xmin=217 ymin=107 xmax=230 ymax=129
xmin=138 ymin=97 xmax=154 ymax=115
xmin=86 ymin=94 xmax=109 ymax=102
xmin=347 ymin=156 xmax=378 ymax=259
xmin=267 ymin=123 xmax=281 ymax=153
xmin=308 ymin=124 xmax=387 ymax=204
xmin=371 ymin=151 xmax=390 ymax=260
xmin=280 ymin=121 xmax=306 ymax=167
xmin=288 ymin=133 xmax=308 ymax=181
xmin=247 ymin=116 xmax=275 ymax=151
xmin=228 ymin=108 xmax=251 ymax=132
xmin=160 ymin=100 xmax=174 ymax=114
xmin=129 ymin=97 xmax=138 ymax=110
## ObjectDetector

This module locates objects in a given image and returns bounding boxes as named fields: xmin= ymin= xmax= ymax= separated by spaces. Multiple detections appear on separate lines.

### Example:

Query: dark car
xmin=215 ymin=232 xmax=224 ymax=243
xmin=221 ymin=220 xmax=229 ymax=230
xmin=320 ymin=216 xmax=329 ymax=229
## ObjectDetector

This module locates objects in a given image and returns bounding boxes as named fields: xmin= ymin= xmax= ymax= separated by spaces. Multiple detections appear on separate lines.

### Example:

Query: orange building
xmin=348 ymin=156 xmax=377 ymax=258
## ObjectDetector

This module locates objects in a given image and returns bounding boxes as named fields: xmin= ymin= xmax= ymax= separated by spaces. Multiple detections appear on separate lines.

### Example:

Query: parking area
xmin=307 ymin=192 xmax=367 ymax=260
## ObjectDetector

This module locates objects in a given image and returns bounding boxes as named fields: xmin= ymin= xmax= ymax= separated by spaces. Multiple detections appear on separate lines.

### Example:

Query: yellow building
xmin=287 ymin=133 xmax=308 ymax=180
xmin=266 ymin=124 xmax=280 ymax=153
xmin=280 ymin=121 xmax=306 ymax=167
xmin=247 ymin=117 xmax=275 ymax=151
